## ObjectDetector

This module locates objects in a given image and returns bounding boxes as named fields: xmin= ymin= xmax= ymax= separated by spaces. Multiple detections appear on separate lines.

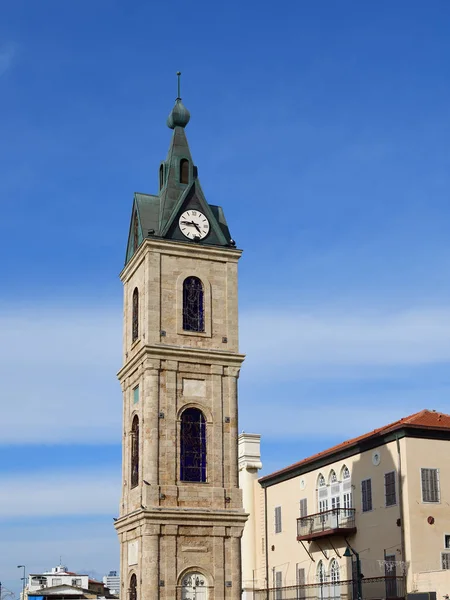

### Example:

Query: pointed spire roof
xmin=124 ymin=74 xmax=235 ymax=265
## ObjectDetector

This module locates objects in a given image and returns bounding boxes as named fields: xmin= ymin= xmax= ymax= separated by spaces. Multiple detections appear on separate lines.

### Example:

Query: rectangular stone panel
xmin=182 ymin=378 xmax=206 ymax=397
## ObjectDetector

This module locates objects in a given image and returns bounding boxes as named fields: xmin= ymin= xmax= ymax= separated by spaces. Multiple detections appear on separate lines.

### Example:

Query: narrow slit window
xmin=180 ymin=408 xmax=206 ymax=482
xmin=133 ymin=210 xmax=139 ymax=252
xmin=159 ymin=164 xmax=164 ymax=190
xmin=132 ymin=288 xmax=139 ymax=342
xmin=130 ymin=415 xmax=139 ymax=488
xmin=180 ymin=159 xmax=189 ymax=184
xmin=182 ymin=277 xmax=204 ymax=332
xmin=362 ymin=478 xmax=372 ymax=512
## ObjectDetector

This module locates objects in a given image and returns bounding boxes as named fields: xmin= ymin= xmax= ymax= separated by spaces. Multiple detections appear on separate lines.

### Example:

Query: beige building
xmin=114 ymin=87 xmax=246 ymax=600
xmin=239 ymin=410 xmax=450 ymax=600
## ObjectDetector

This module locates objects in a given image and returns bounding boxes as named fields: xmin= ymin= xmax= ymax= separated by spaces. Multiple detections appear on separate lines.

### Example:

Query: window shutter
xmin=275 ymin=506 xmax=282 ymax=533
xmin=299 ymin=498 xmax=308 ymax=518
xmin=421 ymin=468 xmax=440 ymax=503
xmin=384 ymin=471 xmax=396 ymax=506
xmin=362 ymin=479 xmax=372 ymax=512
xmin=442 ymin=553 xmax=450 ymax=570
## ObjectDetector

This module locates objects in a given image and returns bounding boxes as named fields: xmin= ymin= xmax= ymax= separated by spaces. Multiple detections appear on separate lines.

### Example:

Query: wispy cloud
xmin=0 ymin=467 xmax=120 ymax=518
xmin=0 ymin=306 xmax=122 ymax=445
xmin=241 ymin=308 xmax=450 ymax=376
xmin=0 ymin=44 xmax=16 ymax=76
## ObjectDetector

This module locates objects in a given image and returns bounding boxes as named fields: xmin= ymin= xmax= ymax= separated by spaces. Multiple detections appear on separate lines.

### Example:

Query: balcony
xmin=297 ymin=508 xmax=356 ymax=541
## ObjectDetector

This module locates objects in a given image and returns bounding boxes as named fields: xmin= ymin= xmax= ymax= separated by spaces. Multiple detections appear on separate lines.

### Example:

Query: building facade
xmin=239 ymin=410 xmax=450 ymax=600
xmin=102 ymin=572 xmax=120 ymax=597
xmin=114 ymin=90 xmax=247 ymax=600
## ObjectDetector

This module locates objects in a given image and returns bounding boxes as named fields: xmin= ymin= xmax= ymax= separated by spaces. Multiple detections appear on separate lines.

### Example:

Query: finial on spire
xmin=177 ymin=71 xmax=181 ymax=100
xmin=167 ymin=72 xmax=190 ymax=129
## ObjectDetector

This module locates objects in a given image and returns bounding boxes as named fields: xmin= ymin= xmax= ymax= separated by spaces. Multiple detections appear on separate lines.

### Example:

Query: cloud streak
xmin=0 ymin=44 xmax=16 ymax=76
xmin=1 ymin=303 xmax=450 ymax=445
xmin=0 ymin=468 xmax=120 ymax=518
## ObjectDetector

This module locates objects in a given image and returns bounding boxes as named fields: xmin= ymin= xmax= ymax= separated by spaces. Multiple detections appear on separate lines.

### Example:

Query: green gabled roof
xmin=124 ymin=97 xmax=236 ymax=265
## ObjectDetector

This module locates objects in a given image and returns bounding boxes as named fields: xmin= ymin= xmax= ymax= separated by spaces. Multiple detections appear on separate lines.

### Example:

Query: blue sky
xmin=2 ymin=0 xmax=450 ymax=595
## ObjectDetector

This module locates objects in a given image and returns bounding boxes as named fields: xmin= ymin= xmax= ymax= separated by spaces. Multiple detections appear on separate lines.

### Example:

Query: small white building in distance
xmin=25 ymin=564 xmax=110 ymax=600
xmin=102 ymin=572 xmax=120 ymax=596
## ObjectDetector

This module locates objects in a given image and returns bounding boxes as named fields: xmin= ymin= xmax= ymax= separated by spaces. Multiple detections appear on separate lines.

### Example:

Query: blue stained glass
xmin=133 ymin=386 xmax=139 ymax=404
xmin=180 ymin=408 xmax=206 ymax=482
xmin=182 ymin=277 xmax=204 ymax=332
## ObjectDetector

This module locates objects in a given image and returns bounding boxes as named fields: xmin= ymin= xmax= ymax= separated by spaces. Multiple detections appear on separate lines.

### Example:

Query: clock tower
xmin=115 ymin=85 xmax=247 ymax=600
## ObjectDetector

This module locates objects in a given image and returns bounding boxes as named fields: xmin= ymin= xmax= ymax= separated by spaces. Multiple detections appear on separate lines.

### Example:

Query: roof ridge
xmin=259 ymin=408 xmax=450 ymax=484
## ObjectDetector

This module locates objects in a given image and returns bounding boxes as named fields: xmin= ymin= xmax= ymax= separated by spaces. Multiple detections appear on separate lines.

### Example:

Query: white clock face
xmin=179 ymin=210 xmax=210 ymax=240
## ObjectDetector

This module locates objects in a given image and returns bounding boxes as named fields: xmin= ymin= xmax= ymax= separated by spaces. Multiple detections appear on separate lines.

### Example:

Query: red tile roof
xmin=259 ymin=409 xmax=450 ymax=484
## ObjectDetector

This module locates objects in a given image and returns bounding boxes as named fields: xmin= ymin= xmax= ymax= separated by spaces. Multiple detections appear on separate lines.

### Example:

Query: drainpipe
xmin=264 ymin=486 xmax=269 ymax=600
xmin=396 ymin=434 xmax=406 ymax=585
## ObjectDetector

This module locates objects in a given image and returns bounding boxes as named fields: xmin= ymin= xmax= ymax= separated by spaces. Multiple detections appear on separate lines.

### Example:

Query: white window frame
xmin=441 ymin=552 xmax=450 ymax=570
xmin=420 ymin=467 xmax=440 ymax=504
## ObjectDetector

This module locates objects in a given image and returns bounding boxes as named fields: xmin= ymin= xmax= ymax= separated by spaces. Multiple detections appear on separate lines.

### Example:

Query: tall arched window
xmin=329 ymin=470 xmax=340 ymax=511
xmin=159 ymin=164 xmax=164 ymax=190
xmin=129 ymin=574 xmax=137 ymax=600
xmin=317 ymin=473 xmax=328 ymax=520
xmin=130 ymin=415 xmax=139 ymax=488
xmin=132 ymin=288 xmax=139 ymax=343
xmin=183 ymin=277 xmax=204 ymax=332
xmin=180 ymin=159 xmax=189 ymax=184
xmin=330 ymin=560 xmax=340 ymax=600
xmin=180 ymin=408 xmax=207 ymax=482
xmin=133 ymin=210 xmax=139 ymax=252
xmin=316 ymin=561 xmax=328 ymax=600
xmin=341 ymin=465 xmax=352 ymax=515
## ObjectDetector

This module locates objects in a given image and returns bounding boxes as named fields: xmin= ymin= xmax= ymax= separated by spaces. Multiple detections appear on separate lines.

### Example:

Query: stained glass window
xmin=180 ymin=408 xmax=206 ymax=482
xmin=132 ymin=288 xmax=139 ymax=343
xmin=131 ymin=415 xmax=139 ymax=488
xmin=180 ymin=159 xmax=189 ymax=184
xmin=129 ymin=574 xmax=137 ymax=600
xmin=183 ymin=277 xmax=204 ymax=332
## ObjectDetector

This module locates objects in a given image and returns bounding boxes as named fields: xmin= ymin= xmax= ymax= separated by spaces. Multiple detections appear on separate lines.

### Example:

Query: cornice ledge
xmin=120 ymin=239 xmax=242 ymax=280
xmin=118 ymin=344 xmax=245 ymax=379
xmin=115 ymin=508 xmax=248 ymax=530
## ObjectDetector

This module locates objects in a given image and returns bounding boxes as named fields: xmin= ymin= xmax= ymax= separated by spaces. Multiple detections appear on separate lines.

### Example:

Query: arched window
xmin=129 ymin=574 xmax=137 ymax=600
xmin=329 ymin=470 xmax=337 ymax=484
xmin=180 ymin=408 xmax=207 ymax=482
xmin=159 ymin=164 xmax=164 ymax=190
xmin=317 ymin=560 xmax=328 ymax=600
xmin=183 ymin=277 xmax=204 ymax=332
xmin=132 ymin=288 xmax=139 ymax=343
xmin=317 ymin=473 xmax=328 ymax=517
xmin=130 ymin=415 xmax=139 ymax=488
xmin=341 ymin=465 xmax=352 ymax=514
xmin=180 ymin=159 xmax=189 ymax=184
xmin=330 ymin=560 xmax=340 ymax=600
xmin=133 ymin=210 xmax=139 ymax=252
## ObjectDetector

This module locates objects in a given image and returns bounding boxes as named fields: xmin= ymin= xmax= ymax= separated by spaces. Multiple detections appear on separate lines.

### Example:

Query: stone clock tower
xmin=115 ymin=88 xmax=247 ymax=600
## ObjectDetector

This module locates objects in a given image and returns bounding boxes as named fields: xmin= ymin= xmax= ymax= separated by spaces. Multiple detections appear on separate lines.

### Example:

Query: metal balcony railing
xmin=297 ymin=508 xmax=356 ymax=541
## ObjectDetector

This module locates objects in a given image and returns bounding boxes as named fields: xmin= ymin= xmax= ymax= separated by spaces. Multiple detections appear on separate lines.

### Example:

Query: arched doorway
xmin=181 ymin=572 xmax=208 ymax=600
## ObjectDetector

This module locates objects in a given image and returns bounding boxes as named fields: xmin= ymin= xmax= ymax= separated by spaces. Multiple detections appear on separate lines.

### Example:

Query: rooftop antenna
xmin=176 ymin=71 xmax=181 ymax=100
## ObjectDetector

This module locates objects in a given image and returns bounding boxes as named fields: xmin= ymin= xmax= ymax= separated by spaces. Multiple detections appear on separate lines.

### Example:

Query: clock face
xmin=179 ymin=210 xmax=210 ymax=240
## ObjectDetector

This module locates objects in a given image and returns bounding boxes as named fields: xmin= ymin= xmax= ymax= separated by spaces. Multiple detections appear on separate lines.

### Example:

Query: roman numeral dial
xmin=178 ymin=210 xmax=210 ymax=240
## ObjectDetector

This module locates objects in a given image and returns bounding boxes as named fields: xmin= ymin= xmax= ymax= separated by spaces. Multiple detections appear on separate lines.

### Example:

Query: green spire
xmin=159 ymin=73 xmax=194 ymax=230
